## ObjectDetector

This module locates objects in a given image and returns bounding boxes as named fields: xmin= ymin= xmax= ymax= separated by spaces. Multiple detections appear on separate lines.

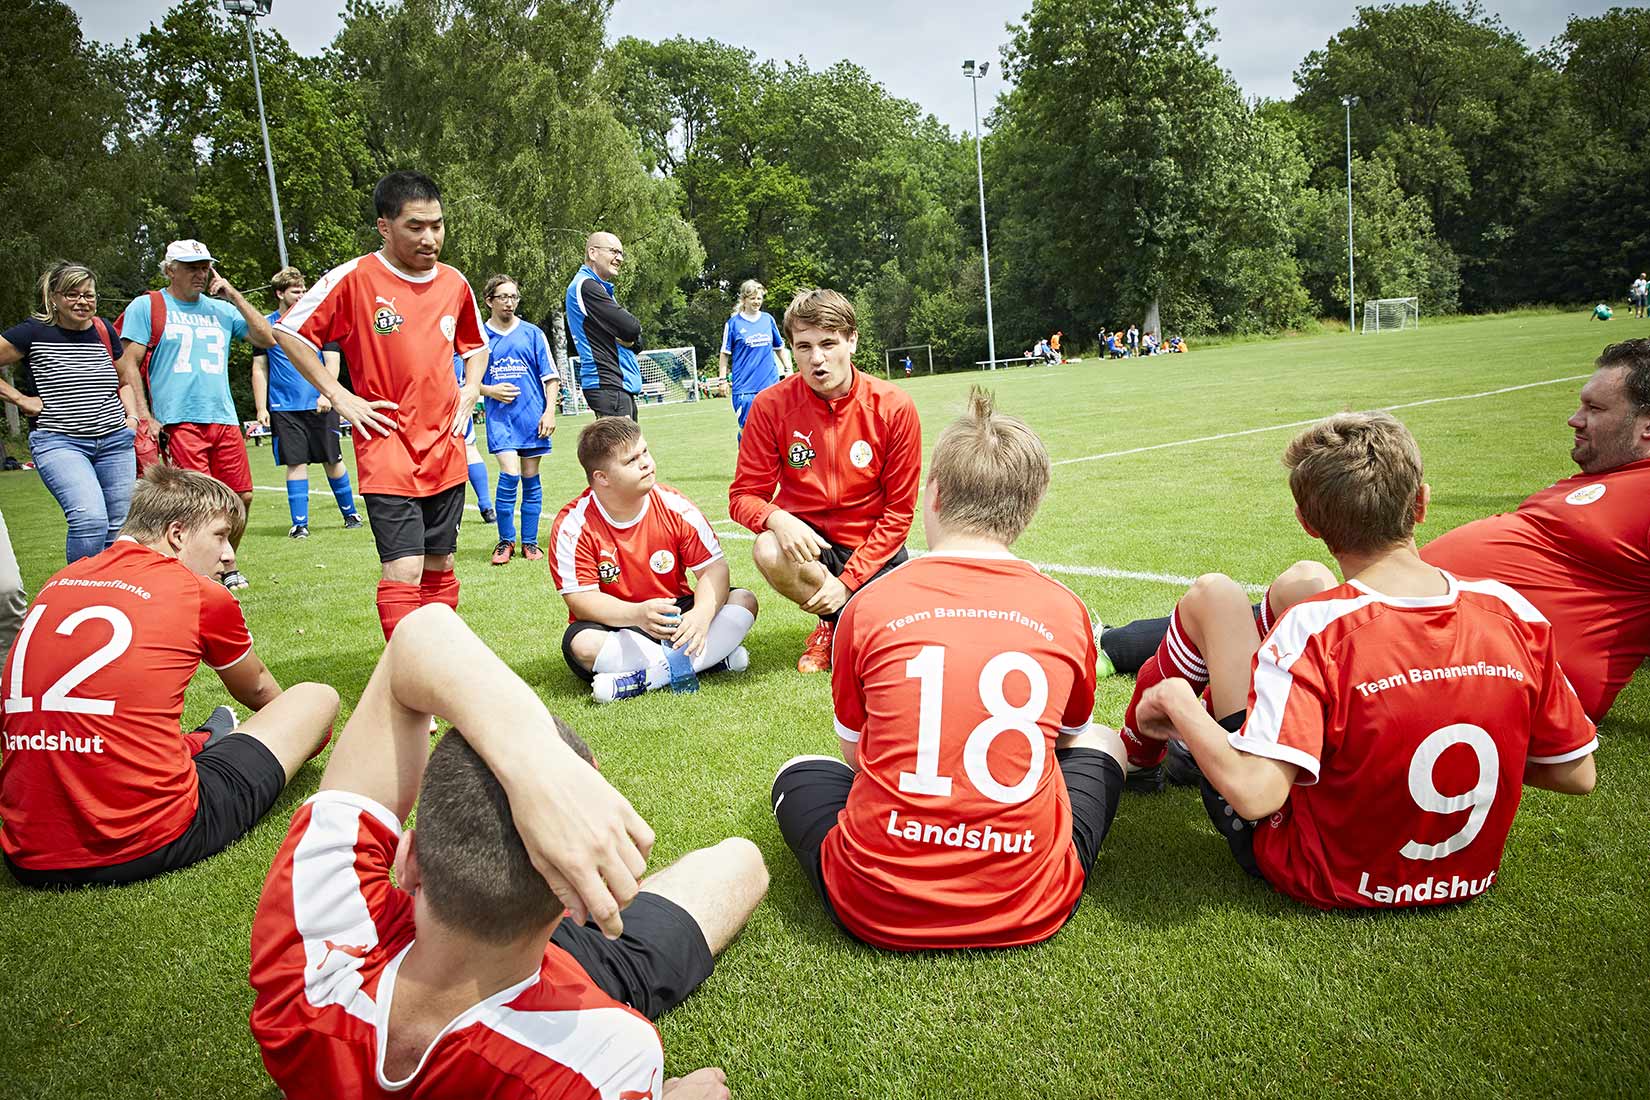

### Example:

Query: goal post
xmin=563 ymin=346 xmax=700 ymax=411
xmin=884 ymin=344 xmax=933 ymax=379
xmin=1362 ymin=297 xmax=1420 ymax=334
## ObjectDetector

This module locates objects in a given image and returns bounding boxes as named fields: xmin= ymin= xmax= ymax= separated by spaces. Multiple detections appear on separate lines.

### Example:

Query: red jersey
xmin=0 ymin=540 xmax=253 ymax=869
xmin=250 ymin=790 xmax=664 ymax=1099
xmin=1421 ymin=457 xmax=1650 ymax=720
xmin=548 ymin=485 xmax=722 ymax=621
xmin=1235 ymin=573 xmax=1596 ymax=911
xmin=276 ymin=251 xmax=486 ymax=497
xmin=728 ymin=368 xmax=921 ymax=591
xmin=824 ymin=552 xmax=1098 ymax=949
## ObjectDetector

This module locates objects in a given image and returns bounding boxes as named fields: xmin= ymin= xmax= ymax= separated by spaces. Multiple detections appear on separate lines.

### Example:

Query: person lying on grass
xmin=250 ymin=603 xmax=766 ymax=1098
xmin=1 ymin=465 xmax=336 ymax=888
xmin=1122 ymin=411 xmax=1596 ymax=910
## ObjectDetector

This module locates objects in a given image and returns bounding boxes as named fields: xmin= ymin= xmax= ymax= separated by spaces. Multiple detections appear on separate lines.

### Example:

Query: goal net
xmin=884 ymin=344 xmax=933 ymax=379
xmin=1362 ymin=297 xmax=1420 ymax=333
xmin=564 ymin=346 xmax=700 ymax=412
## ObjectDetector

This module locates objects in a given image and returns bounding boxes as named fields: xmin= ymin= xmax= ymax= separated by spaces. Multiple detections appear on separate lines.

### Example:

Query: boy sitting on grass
xmin=1122 ymin=411 xmax=1597 ymax=909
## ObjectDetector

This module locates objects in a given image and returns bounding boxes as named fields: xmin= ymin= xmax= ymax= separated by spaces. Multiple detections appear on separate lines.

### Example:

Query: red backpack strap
xmin=138 ymin=289 xmax=166 ymax=373
xmin=91 ymin=317 xmax=117 ymax=362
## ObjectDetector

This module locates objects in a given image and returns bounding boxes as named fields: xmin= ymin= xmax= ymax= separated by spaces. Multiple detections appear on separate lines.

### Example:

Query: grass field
xmin=1 ymin=310 xmax=1646 ymax=1098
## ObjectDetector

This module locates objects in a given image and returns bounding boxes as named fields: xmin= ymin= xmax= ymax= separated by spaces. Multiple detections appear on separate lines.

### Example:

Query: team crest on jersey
xmin=372 ymin=296 xmax=403 ymax=335
xmin=649 ymin=550 xmax=676 ymax=574
xmin=597 ymin=547 xmax=621 ymax=584
xmin=788 ymin=429 xmax=816 ymax=469
xmin=440 ymin=315 xmax=457 ymax=341
xmin=1564 ymin=483 xmax=1606 ymax=506
xmin=849 ymin=439 xmax=873 ymax=468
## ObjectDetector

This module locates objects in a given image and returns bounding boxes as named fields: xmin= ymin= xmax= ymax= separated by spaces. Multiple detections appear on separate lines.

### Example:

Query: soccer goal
xmin=1362 ymin=297 xmax=1420 ymax=333
xmin=884 ymin=344 xmax=933 ymax=379
xmin=564 ymin=346 xmax=700 ymax=411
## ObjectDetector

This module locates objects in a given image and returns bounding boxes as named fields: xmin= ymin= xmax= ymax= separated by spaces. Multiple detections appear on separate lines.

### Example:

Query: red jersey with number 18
xmin=0 ymin=540 xmax=253 ymax=870
xmin=1234 ymin=573 xmax=1597 ymax=910
xmin=824 ymin=553 xmax=1098 ymax=949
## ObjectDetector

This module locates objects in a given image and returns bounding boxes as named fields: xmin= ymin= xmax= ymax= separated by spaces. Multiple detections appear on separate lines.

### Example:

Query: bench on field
xmin=640 ymin=382 xmax=669 ymax=404
xmin=974 ymin=356 xmax=1047 ymax=370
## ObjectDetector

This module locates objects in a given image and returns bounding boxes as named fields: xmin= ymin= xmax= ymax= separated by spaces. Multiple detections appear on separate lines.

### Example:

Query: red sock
xmin=419 ymin=568 xmax=459 ymax=611
xmin=1121 ymin=605 xmax=1211 ymax=768
xmin=183 ymin=731 xmax=209 ymax=757
xmin=376 ymin=580 xmax=422 ymax=640
xmin=306 ymin=727 xmax=333 ymax=762
xmin=1257 ymin=583 xmax=1276 ymax=635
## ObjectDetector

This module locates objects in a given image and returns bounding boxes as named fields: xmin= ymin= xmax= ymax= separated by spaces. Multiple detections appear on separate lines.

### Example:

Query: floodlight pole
xmin=964 ymin=60 xmax=997 ymax=370
xmin=1342 ymin=95 xmax=1358 ymax=334
xmin=229 ymin=2 xmax=289 ymax=268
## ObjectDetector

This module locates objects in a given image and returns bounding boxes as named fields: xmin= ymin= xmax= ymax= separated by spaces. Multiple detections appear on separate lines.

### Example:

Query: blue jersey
xmin=481 ymin=319 xmax=558 ymax=454
xmin=262 ymin=310 xmax=321 ymax=411
xmin=119 ymin=290 xmax=248 ymax=425
xmin=565 ymin=265 xmax=642 ymax=394
xmin=720 ymin=311 xmax=785 ymax=397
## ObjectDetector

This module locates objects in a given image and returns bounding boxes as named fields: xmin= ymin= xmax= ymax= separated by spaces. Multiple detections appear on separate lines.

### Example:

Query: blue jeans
xmin=30 ymin=427 xmax=136 ymax=563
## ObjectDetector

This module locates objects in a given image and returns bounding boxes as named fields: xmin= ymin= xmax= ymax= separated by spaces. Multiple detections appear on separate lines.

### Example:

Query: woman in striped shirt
xmin=0 ymin=262 xmax=139 ymax=562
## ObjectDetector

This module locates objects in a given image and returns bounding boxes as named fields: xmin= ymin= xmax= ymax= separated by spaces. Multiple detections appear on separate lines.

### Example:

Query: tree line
xmin=3 ymin=0 xmax=1646 ymax=387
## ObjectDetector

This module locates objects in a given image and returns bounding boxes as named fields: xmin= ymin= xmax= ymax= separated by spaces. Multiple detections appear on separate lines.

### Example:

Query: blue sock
xmin=328 ymin=472 xmax=357 ymax=517
xmin=520 ymin=475 xmax=543 ymax=546
xmin=286 ymin=480 xmax=309 ymax=527
xmin=468 ymin=461 xmax=493 ymax=512
xmin=494 ymin=472 xmax=520 ymax=544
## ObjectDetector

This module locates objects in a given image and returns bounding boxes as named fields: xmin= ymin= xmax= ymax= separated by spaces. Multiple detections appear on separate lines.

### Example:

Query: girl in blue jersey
xmin=716 ymin=280 xmax=792 ymax=435
xmin=478 ymin=276 xmax=560 ymax=565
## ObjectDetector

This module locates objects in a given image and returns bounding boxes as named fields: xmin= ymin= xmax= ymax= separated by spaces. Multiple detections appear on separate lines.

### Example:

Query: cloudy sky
xmin=72 ymin=0 xmax=1611 ymax=134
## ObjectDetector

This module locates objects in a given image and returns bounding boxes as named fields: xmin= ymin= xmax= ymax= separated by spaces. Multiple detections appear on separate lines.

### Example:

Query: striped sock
xmin=1120 ymin=605 xmax=1210 ymax=768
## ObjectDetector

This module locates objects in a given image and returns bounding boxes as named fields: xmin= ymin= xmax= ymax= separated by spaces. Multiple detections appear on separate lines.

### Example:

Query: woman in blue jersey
xmin=716 ymin=280 xmax=792 ymax=436
xmin=478 ymin=275 xmax=560 ymax=565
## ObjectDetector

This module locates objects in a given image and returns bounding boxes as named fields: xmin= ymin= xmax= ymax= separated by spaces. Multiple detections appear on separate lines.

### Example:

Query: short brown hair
xmin=1283 ymin=412 xmax=1424 ymax=555
xmin=416 ymin=717 xmax=594 ymax=943
xmin=122 ymin=466 xmax=247 ymax=544
xmin=577 ymin=416 xmax=642 ymax=480
xmin=783 ymin=288 xmax=856 ymax=342
xmin=270 ymin=266 xmax=305 ymax=294
xmin=484 ymin=274 xmax=518 ymax=301
xmin=928 ymin=387 xmax=1050 ymax=545
xmin=1597 ymin=339 xmax=1650 ymax=415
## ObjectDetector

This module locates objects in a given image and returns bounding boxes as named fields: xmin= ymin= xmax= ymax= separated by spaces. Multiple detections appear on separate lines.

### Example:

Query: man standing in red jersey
xmin=1 ymin=467 xmax=337 ymax=887
xmin=729 ymin=289 xmax=921 ymax=673
xmin=273 ymin=171 xmax=489 ymax=640
xmin=771 ymin=389 xmax=1127 ymax=949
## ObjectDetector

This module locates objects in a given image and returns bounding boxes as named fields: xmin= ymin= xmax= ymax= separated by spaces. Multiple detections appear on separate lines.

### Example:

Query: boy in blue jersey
xmin=479 ymin=275 xmax=560 ymax=565
xmin=451 ymin=353 xmax=497 ymax=523
xmin=114 ymin=239 xmax=277 ymax=591
xmin=251 ymin=267 xmax=362 ymax=539
xmin=715 ymin=280 xmax=791 ymax=435
xmin=566 ymin=232 xmax=643 ymax=421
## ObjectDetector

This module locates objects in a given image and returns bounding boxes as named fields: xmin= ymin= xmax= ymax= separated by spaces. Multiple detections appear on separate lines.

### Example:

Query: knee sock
xmin=592 ymin=608 xmax=755 ymax=691
xmin=593 ymin=628 xmax=667 ymax=675
xmin=286 ymin=479 xmax=310 ymax=527
xmin=494 ymin=472 xmax=520 ymax=544
xmin=1099 ymin=615 xmax=1170 ymax=676
xmin=520 ymin=475 xmax=543 ymax=546
xmin=1121 ymin=605 xmax=1210 ymax=769
xmin=328 ymin=472 xmax=358 ymax=518
xmin=468 ymin=460 xmax=493 ymax=512
xmin=419 ymin=568 xmax=460 ymax=611
xmin=691 ymin=604 xmax=755 ymax=672
xmin=376 ymin=580 xmax=421 ymax=640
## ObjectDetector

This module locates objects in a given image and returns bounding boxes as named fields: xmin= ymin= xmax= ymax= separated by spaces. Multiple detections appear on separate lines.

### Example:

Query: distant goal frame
xmin=563 ymin=346 xmax=700 ymax=412
xmin=1362 ymin=297 xmax=1420 ymax=334
xmin=884 ymin=344 xmax=934 ymax=379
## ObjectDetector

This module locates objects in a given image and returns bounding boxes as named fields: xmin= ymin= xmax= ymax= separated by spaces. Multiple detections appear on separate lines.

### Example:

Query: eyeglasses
xmin=489 ymin=293 xmax=521 ymax=302
xmin=600 ymin=247 xmax=624 ymax=258
xmin=57 ymin=291 xmax=98 ymax=302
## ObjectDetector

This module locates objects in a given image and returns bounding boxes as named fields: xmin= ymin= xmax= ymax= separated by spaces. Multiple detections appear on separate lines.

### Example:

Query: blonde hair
xmin=783 ymin=288 xmax=856 ymax=341
xmin=1283 ymin=411 xmax=1424 ymax=555
xmin=928 ymin=387 xmax=1050 ymax=545
xmin=270 ymin=266 xmax=305 ymax=294
xmin=33 ymin=262 xmax=97 ymax=325
xmin=123 ymin=466 xmax=247 ymax=544
xmin=737 ymin=279 xmax=764 ymax=304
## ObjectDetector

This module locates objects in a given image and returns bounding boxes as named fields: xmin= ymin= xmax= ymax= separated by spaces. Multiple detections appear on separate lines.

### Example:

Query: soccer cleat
xmin=592 ymin=669 xmax=649 ymax=704
xmin=1163 ymin=738 xmax=1206 ymax=788
xmin=664 ymin=646 xmax=699 ymax=694
xmin=480 ymin=506 xmax=498 ymax=524
xmin=1092 ymin=620 xmax=1116 ymax=678
xmin=797 ymin=620 xmax=834 ymax=673
xmin=222 ymin=570 xmax=250 ymax=591
xmin=342 ymin=513 xmax=364 ymax=530
xmin=183 ymin=704 xmax=240 ymax=756
xmin=491 ymin=540 xmax=516 ymax=566
xmin=1124 ymin=763 xmax=1166 ymax=794
xmin=521 ymin=543 xmax=544 ymax=562
xmin=288 ymin=524 xmax=310 ymax=539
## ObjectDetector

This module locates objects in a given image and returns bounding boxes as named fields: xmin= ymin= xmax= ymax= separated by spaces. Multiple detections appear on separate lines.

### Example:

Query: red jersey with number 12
xmin=0 ymin=540 xmax=253 ymax=869
xmin=276 ymin=252 xmax=486 ymax=496
xmin=1235 ymin=574 xmax=1596 ymax=910
xmin=825 ymin=553 xmax=1098 ymax=949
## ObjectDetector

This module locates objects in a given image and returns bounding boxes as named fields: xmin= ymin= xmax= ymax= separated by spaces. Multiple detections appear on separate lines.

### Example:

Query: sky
xmin=72 ymin=0 xmax=1614 ymax=135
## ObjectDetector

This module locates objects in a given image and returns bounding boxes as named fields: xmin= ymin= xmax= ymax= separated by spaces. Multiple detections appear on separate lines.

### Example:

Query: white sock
xmin=592 ymin=629 xmax=667 ymax=675
xmin=638 ymin=605 xmax=757 ymax=690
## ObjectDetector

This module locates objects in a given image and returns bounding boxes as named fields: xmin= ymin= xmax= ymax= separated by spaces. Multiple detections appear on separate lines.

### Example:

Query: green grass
xmin=1 ymin=310 xmax=1646 ymax=1098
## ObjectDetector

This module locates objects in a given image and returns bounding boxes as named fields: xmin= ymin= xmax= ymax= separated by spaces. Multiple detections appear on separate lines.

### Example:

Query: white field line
xmin=1050 ymin=374 xmax=1588 ymax=468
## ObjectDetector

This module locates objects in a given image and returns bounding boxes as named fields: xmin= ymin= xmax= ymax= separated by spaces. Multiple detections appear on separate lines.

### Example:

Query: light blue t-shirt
xmin=720 ymin=311 xmax=785 ymax=397
xmin=120 ymin=291 xmax=248 ymax=425
xmin=482 ymin=319 xmax=558 ymax=454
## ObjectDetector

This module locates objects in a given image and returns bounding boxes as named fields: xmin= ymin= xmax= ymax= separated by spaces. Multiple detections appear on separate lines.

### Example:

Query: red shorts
xmin=166 ymin=422 xmax=253 ymax=495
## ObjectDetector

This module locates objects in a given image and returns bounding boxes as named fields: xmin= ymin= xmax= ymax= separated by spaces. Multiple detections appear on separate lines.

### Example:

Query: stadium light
xmin=1342 ymin=95 xmax=1359 ymax=335
xmin=962 ymin=59 xmax=997 ymax=370
xmin=223 ymin=0 xmax=288 ymax=268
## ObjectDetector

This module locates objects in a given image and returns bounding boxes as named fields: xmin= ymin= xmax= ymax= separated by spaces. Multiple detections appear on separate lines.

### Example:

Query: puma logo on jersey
xmin=319 ymin=940 xmax=369 ymax=968
xmin=619 ymin=1069 xmax=658 ymax=1100
xmin=787 ymin=429 xmax=816 ymax=469
xmin=372 ymin=296 xmax=404 ymax=335
xmin=597 ymin=546 xmax=621 ymax=584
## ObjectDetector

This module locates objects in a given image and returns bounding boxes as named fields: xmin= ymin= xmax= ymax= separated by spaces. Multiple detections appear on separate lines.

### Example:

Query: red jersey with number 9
xmin=0 ymin=540 xmax=253 ymax=869
xmin=824 ymin=552 xmax=1098 ymax=949
xmin=1234 ymin=573 xmax=1597 ymax=910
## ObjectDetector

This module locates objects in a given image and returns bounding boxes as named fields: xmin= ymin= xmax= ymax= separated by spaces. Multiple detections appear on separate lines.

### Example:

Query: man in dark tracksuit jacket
xmin=565 ymin=232 xmax=643 ymax=421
